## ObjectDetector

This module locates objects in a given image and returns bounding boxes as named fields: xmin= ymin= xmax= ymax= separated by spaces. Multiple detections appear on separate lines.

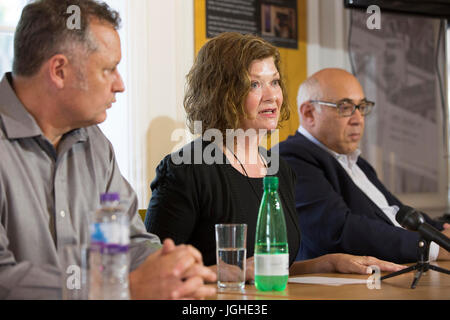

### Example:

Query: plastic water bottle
xmin=254 ymin=176 xmax=289 ymax=291
xmin=89 ymin=192 xmax=130 ymax=300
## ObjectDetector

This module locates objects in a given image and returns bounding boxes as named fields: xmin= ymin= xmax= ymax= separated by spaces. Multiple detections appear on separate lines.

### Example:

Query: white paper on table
xmin=288 ymin=276 xmax=367 ymax=286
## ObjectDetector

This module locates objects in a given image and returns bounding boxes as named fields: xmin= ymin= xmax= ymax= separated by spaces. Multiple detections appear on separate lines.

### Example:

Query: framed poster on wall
xmin=206 ymin=0 xmax=298 ymax=49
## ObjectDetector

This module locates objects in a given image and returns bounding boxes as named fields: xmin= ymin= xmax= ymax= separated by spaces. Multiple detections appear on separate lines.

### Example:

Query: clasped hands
xmin=129 ymin=238 xmax=217 ymax=300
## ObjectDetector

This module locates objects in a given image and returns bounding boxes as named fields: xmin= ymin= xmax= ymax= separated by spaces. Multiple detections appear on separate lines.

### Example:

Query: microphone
xmin=396 ymin=206 xmax=450 ymax=252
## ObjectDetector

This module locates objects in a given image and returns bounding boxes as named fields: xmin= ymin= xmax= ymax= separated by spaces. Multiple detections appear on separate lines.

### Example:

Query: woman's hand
xmin=331 ymin=253 xmax=406 ymax=274
xmin=245 ymin=256 xmax=254 ymax=281
xmin=208 ymin=256 xmax=255 ymax=282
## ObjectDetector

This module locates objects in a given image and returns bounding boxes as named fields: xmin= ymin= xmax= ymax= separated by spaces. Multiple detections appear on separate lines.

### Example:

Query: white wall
xmin=127 ymin=0 xmax=194 ymax=209
xmin=307 ymin=0 xmax=351 ymax=76
xmin=101 ymin=0 xmax=194 ymax=209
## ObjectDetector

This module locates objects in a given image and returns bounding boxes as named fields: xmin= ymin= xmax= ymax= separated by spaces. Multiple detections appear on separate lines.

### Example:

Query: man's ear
xmin=47 ymin=54 xmax=70 ymax=89
xmin=299 ymin=101 xmax=317 ymax=127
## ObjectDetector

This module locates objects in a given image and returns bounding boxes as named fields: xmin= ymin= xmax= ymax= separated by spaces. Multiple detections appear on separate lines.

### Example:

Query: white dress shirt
xmin=298 ymin=126 xmax=439 ymax=261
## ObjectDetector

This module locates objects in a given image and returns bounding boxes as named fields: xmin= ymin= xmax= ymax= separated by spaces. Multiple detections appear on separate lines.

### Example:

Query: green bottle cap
xmin=263 ymin=176 xmax=278 ymax=189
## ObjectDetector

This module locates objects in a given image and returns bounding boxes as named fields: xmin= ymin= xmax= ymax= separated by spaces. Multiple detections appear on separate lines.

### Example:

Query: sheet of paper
xmin=288 ymin=276 xmax=367 ymax=286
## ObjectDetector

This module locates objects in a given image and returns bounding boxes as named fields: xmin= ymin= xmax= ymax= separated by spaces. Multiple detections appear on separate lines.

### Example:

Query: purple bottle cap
xmin=100 ymin=192 xmax=120 ymax=203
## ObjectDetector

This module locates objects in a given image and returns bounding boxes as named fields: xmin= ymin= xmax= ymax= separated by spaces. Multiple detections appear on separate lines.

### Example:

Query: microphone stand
xmin=381 ymin=237 xmax=450 ymax=289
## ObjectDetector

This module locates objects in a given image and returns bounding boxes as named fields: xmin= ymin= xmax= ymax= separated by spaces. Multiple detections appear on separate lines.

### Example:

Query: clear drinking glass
xmin=215 ymin=223 xmax=247 ymax=290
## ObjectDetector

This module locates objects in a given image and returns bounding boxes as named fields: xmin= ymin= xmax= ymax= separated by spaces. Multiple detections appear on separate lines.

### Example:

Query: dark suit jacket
xmin=278 ymin=131 xmax=443 ymax=263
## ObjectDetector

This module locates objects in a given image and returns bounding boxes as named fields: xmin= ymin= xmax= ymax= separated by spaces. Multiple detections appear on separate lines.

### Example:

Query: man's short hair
xmin=13 ymin=0 xmax=121 ymax=77
xmin=297 ymin=76 xmax=321 ymax=107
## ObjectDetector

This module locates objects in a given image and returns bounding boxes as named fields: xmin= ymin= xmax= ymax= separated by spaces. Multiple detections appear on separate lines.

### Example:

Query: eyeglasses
xmin=309 ymin=99 xmax=375 ymax=117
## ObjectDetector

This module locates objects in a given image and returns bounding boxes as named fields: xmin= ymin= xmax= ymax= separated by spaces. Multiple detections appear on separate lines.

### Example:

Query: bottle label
xmin=254 ymin=253 xmax=289 ymax=276
xmin=90 ymin=222 xmax=130 ymax=246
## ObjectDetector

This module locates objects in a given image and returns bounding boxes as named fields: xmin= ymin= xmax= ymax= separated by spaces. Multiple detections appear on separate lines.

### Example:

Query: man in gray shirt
xmin=0 ymin=0 xmax=216 ymax=299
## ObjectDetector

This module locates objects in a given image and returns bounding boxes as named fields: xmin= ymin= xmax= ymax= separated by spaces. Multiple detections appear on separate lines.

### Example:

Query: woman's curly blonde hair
xmin=184 ymin=32 xmax=290 ymax=135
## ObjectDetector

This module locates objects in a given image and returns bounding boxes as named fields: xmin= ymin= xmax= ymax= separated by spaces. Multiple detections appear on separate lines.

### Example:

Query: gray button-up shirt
xmin=0 ymin=73 xmax=161 ymax=299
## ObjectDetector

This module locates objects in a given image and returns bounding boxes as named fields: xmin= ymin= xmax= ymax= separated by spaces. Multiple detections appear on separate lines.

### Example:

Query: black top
xmin=145 ymin=139 xmax=301 ymax=266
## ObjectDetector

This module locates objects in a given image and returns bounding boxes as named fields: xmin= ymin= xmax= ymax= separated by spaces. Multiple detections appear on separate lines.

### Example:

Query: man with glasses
xmin=278 ymin=68 xmax=450 ymax=264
